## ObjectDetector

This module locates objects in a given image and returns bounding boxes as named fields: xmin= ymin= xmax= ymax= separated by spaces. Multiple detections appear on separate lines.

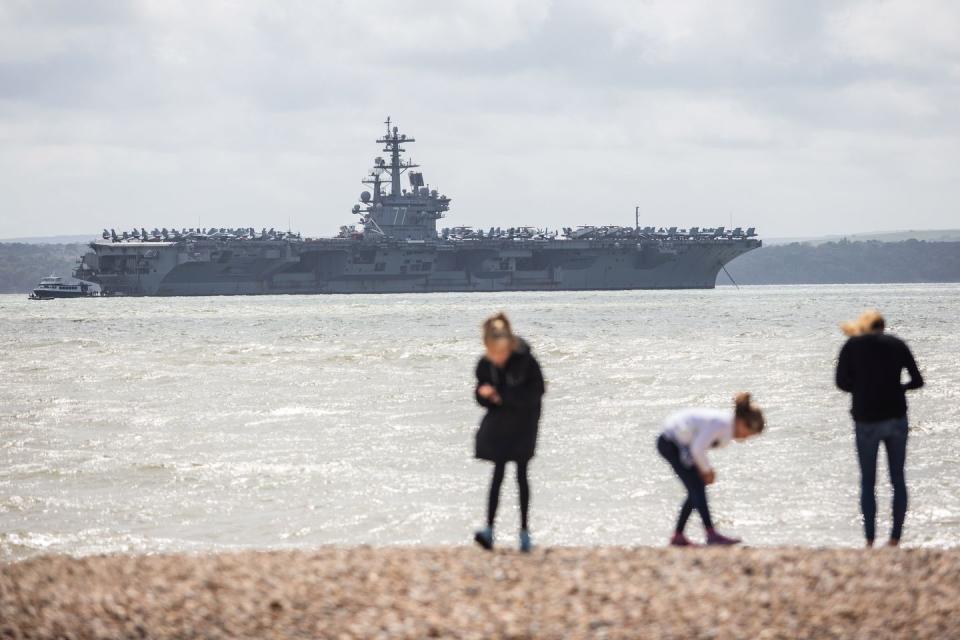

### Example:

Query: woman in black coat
xmin=473 ymin=312 xmax=545 ymax=553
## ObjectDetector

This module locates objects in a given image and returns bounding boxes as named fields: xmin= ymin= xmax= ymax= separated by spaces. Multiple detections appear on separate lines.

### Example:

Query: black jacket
xmin=836 ymin=332 xmax=923 ymax=422
xmin=474 ymin=339 xmax=545 ymax=462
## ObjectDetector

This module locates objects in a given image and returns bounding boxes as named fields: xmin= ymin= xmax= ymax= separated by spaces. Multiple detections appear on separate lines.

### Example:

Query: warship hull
xmin=81 ymin=237 xmax=757 ymax=296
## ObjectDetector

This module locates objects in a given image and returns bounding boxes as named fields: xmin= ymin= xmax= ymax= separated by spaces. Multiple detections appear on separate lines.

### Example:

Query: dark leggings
xmin=657 ymin=434 xmax=713 ymax=532
xmin=856 ymin=418 xmax=908 ymax=542
xmin=487 ymin=459 xmax=530 ymax=530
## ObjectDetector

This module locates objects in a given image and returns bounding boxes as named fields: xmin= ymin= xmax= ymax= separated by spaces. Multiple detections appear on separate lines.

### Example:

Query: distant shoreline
xmin=0 ymin=236 xmax=96 ymax=245
xmin=2 ymin=547 xmax=958 ymax=638
xmin=2 ymin=238 xmax=959 ymax=293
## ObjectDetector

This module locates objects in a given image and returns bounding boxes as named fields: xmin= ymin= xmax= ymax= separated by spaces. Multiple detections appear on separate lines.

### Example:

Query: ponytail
xmin=841 ymin=309 xmax=886 ymax=337
xmin=734 ymin=392 xmax=765 ymax=434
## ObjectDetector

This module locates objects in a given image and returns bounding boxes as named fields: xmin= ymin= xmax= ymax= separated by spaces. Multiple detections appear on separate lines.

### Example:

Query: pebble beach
xmin=2 ymin=546 xmax=958 ymax=639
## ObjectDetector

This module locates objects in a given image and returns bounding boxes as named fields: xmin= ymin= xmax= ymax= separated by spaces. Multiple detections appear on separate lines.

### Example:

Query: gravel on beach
xmin=2 ymin=546 xmax=958 ymax=639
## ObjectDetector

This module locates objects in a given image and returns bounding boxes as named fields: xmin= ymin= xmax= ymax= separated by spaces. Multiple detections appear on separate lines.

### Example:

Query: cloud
xmin=0 ymin=0 xmax=958 ymax=238
xmin=827 ymin=0 xmax=960 ymax=69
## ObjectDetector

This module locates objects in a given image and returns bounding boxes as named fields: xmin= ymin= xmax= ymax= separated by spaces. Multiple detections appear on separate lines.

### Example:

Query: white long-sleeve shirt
xmin=661 ymin=408 xmax=735 ymax=473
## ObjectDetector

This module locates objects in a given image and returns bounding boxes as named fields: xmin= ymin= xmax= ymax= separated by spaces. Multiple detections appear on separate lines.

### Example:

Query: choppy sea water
xmin=1 ymin=285 xmax=958 ymax=559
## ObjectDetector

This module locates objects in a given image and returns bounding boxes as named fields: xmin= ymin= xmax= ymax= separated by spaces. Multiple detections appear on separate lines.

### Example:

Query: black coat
xmin=836 ymin=332 xmax=923 ymax=422
xmin=474 ymin=339 xmax=545 ymax=462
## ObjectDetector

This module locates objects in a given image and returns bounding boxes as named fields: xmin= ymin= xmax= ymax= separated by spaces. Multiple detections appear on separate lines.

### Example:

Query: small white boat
xmin=30 ymin=275 xmax=102 ymax=300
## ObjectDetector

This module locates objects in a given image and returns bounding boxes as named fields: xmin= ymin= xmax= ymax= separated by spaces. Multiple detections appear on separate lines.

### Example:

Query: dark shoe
xmin=669 ymin=532 xmax=698 ymax=547
xmin=474 ymin=527 xmax=494 ymax=551
xmin=706 ymin=530 xmax=741 ymax=546
xmin=519 ymin=529 xmax=532 ymax=553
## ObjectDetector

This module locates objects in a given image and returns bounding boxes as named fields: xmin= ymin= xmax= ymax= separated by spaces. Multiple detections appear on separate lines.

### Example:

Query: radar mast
xmin=353 ymin=118 xmax=451 ymax=241
xmin=377 ymin=116 xmax=418 ymax=198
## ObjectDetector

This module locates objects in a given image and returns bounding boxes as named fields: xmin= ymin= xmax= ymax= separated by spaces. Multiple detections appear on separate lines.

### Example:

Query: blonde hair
xmin=841 ymin=309 xmax=885 ymax=337
xmin=734 ymin=392 xmax=765 ymax=434
xmin=482 ymin=312 xmax=514 ymax=346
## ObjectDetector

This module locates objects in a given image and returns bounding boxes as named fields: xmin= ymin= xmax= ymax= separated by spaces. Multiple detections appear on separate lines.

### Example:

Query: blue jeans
xmin=855 ymin=417 xmax=908 ymax=542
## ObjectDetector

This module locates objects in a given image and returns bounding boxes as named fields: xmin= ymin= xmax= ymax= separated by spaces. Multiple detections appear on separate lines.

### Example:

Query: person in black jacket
xmin=473 ymin=312 xmax=545 ymax=553
xmin=836 ymin=309 xmax=924 ymax=547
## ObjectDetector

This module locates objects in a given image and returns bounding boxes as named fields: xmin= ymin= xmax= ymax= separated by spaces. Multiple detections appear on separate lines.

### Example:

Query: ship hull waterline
xmin=87 ymin=240 xmax=756 ymax=296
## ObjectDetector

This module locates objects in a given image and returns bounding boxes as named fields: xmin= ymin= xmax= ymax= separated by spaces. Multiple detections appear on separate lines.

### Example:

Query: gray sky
xmin=1 ymin=0 xmax=958 ymax=239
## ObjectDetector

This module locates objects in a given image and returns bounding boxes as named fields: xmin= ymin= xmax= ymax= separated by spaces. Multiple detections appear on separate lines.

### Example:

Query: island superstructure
xmin=73 ymin=118 xmax=761 ymax=295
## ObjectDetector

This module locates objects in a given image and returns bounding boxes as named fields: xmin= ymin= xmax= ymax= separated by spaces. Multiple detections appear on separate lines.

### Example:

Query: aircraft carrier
xmin=73 ymin=119 xmax=761 ymax=295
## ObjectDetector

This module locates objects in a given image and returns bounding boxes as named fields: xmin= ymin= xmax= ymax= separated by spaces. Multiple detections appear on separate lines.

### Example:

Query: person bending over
xmin=473 ymin=313 xmax=545 ymax=553
xmin=836 ymin=309 xmax=923 ymax=548
xmin=656 ymin=393 xmax=765 ymax=546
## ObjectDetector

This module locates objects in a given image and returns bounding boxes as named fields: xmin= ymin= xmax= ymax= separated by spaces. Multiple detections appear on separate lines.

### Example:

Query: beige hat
xmin=840 ymin=309 xmax=885 ymax=337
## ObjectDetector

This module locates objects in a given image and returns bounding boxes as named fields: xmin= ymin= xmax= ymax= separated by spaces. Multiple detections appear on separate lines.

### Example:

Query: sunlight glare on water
xmin=1 ymin=284 xmax=958 ymax=559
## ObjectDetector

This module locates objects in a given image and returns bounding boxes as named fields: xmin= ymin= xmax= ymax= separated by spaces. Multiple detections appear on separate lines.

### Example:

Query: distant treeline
xmin=0 ymin=243 xmax=87 ymax=293
xmin=1 ymin=240 xmax=959 ymax=293
xmin=722 ymin=239 xmax=960 ymax=285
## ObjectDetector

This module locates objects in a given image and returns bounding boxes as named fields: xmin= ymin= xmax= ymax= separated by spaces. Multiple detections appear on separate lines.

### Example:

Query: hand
xmin=477 ymin=384 xmax=501 ymax=404
xmin=700 ymin=469 xmax=716 ymax=485
xmin=477 ymin=384 xmax=496 ymax=399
